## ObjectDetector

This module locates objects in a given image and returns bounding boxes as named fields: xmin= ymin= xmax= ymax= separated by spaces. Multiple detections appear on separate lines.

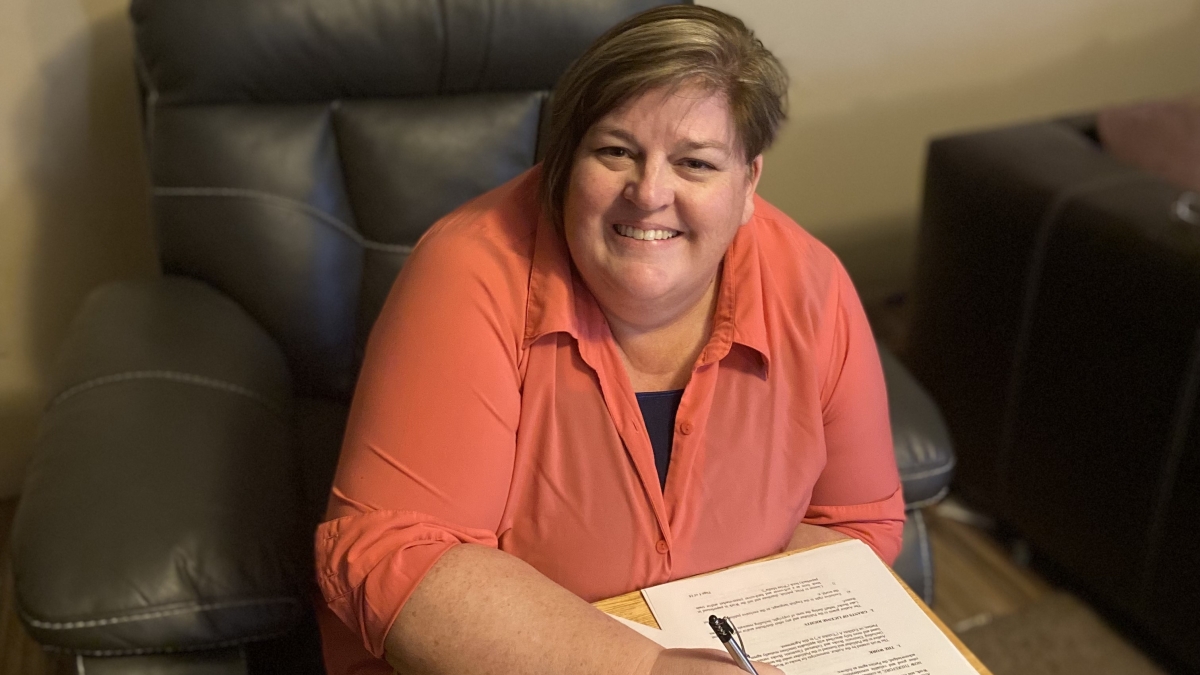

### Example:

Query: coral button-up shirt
xmin=315 ymin=167 xmax=904 ymax=675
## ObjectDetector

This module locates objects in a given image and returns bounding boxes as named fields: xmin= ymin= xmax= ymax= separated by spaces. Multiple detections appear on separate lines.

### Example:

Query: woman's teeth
xmin=614 ymin=224 xmax=680 ymax=241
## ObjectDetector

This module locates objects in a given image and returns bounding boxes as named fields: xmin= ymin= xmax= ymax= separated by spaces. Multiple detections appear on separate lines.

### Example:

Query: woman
xmin=316 ymin=6 xmax=904 ymax=675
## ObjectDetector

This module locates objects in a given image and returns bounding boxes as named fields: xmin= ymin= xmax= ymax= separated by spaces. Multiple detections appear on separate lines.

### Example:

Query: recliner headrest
xmin=132 ymin=0 xmax=681 ymax=104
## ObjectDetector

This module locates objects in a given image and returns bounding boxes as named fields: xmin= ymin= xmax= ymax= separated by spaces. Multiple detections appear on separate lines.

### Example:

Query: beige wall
xmin=0 ymin=0 xmax=155 ymax=497
xmin=702 ymin=0 xmax=1200 ymax=303
xmin=0 ymin=0 xmax=1198 ymax=497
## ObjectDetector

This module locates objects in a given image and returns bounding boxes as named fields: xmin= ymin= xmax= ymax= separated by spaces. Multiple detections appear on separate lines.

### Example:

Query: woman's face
xmin=563 ymin=84 xmax=762 ymax=327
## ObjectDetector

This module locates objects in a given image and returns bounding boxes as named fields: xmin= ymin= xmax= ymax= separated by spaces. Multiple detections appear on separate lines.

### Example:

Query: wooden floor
xmin=925 ymin=504 xmax=1052 ymax=632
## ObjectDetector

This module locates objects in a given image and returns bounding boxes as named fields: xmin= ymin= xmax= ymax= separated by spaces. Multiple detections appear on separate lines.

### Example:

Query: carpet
xmin=957 ymin=592 xmax=1166 ymax=675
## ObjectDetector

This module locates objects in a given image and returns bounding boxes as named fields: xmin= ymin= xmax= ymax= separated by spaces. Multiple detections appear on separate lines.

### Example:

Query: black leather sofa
xmin=906 ymin=115 xmax=1200 ymax=672
xmin=11 ymin=1 xmax=954 ymax=672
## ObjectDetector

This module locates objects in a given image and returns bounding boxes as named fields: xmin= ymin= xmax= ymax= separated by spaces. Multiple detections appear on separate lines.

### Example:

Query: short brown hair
xmin=540 ymin=4 xmax=789 ymax=227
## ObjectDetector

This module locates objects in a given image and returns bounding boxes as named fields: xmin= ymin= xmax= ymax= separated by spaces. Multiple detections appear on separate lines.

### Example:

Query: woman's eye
xmin=682 ymin=158 xmax=715 ymax=171
xmin=600 ymin=147 xmax=630 ymax=159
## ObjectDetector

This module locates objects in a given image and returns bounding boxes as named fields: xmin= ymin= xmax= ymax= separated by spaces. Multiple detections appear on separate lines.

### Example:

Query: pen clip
xmin=726 ymin=617 xmax=746 ymax=650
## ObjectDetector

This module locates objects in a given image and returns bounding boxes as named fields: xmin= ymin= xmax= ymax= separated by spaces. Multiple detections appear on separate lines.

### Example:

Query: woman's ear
xmin=741 ymin=154 xmax=764 ymax=225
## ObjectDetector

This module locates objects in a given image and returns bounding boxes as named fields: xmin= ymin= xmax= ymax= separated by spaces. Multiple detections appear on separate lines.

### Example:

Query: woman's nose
xmin=623 ymin=159 xmax=673 ymax=211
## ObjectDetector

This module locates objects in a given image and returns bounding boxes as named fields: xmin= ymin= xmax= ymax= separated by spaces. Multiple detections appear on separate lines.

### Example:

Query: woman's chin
xmin=603 ymin=274 xmax=710 ymax=319
xmin=578 ymin=257 xmax=710 ymax=320
xmin=603 ymin=267 xmax=679 ymax=302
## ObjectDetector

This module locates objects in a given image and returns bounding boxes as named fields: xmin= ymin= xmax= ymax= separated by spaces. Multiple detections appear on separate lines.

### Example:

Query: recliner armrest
xmin=12 ymin=277 xmax=308 ymax=655
xmin=879 ymin=342 xmax=955 ymax=508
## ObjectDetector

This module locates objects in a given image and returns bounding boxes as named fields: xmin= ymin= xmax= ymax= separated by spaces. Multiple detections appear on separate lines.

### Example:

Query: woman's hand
xmin=648 ymin=648 xmax=784 ymax=675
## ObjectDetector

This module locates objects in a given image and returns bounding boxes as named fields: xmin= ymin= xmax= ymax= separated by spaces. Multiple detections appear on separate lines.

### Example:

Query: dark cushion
xmin=1000 ymin=170 xmax=1199 ymax=619
xmin=149 ymin=96 xmax=548 ymax=397
xmin=13 ymin=278 xmax=307 ymax=654
xmin=906 ymin=121 xmax=1148 ymax=515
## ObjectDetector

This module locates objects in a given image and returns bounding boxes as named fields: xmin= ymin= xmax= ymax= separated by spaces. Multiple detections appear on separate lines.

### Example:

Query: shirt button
xmin=656 ymin=539 xmax=669 ymax=554
xmin=679 ymin=421 xmax=693 ymax=435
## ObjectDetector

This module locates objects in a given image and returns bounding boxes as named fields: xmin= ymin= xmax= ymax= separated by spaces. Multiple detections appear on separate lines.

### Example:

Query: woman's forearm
xmin=385 ymin=543 xmax=661 ymax=675
xmin=385 ymin=543 xmax=785 ymax=675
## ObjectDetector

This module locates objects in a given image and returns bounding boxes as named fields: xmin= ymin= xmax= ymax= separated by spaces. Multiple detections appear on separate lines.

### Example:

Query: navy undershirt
xmin=634 ymin=389 xmax=685 ymax=490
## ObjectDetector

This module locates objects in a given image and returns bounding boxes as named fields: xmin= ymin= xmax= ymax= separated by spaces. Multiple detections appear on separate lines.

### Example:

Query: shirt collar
xmin=523 ymin=211 xmax=580 ymax=345
xmin=698 ymin=209 xmax=772 ymax=376
xmin=523 ymin=201 xmax=773 ymax=377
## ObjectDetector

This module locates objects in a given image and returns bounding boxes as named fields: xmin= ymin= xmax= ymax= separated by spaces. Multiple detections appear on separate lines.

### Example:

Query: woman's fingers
xmin=750 ymin=659 xmax=785 ymax=675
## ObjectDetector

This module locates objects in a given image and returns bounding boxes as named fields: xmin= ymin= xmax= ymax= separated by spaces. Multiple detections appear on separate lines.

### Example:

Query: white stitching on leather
xmin=22 ymin=597 xmax=300 ymax=630
xmin=904 ymin=486 xmax=951 ymax=511
xmin=153 ymin=186 xmax=415 ymax=254
xmin=46 ymin=626 xmax=295 ymax=658
xmin=48 ymin=370 xmax=286 ymax=418
xmin=75 ymin=654 xmax=85 ymax=675
xmin=899 ymin=460 xmax=956 ymax=481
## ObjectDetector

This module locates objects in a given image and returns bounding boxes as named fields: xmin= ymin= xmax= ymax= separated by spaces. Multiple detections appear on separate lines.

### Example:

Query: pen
xmin=708 ymin=615 xmax=759 ymax=675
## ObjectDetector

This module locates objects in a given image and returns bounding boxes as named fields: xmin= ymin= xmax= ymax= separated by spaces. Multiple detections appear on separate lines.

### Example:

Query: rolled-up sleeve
xmin=803 ymin=488 xmax=906 ymax=564
xmin=804 ymin=263 xmax=905 ymax=565
xmin=317 ymin=512 xmax=499 ymax=656
xmin=315 ymin=220 xmax=526 ymax=657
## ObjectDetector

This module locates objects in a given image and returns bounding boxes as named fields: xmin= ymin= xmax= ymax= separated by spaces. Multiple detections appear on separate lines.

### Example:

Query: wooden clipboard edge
xmin=592 ymin=541 xmax=992 ymax=675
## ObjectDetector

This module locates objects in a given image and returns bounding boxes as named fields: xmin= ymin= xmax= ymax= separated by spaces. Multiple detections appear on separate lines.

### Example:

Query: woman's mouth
xmin=613 ymin=223 xmax=681 ymax=241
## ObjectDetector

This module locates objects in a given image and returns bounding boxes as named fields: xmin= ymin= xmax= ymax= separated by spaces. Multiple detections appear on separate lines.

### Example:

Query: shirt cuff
xmin=803 ymin=486 xmax=906 ymax=565
xmin=316 ymin=509 xmax=499 ymax=658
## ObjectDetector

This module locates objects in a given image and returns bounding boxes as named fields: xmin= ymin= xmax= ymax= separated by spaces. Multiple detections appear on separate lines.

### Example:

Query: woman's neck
xmin=603 ymin=275 xmax=719 ymax=393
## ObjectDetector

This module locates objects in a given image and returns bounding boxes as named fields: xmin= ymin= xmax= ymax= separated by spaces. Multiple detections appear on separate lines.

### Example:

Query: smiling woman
xmin=314 ymin=6 xmax=904 ymax=675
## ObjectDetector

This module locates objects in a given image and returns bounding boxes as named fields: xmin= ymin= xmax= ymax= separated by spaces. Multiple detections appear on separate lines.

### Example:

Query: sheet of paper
xmin=608 ymin=615 xmax=699 ymax=649
xmin=640 ymin=539 xmax=976 ymax=675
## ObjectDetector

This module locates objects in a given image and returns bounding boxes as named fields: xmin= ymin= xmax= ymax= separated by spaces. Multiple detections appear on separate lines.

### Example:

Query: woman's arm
xmin=386 ymin=544 xmax=657 ymax=675
xmin=801 ymin=263 xmax=905 ymax=562
xmin=387 ymin=544 xmax=781 ymax=675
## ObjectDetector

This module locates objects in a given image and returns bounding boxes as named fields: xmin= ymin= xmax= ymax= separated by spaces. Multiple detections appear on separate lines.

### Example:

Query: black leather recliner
xmin=11 ymin=1 xmax=954 ymax=673
xmin=906 ymin=115 xmax=1200 ymax=672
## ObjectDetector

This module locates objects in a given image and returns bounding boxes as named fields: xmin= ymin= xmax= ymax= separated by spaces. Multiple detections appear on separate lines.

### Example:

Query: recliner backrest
xmin=133 ymin=0 xmax=682 ymax=398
